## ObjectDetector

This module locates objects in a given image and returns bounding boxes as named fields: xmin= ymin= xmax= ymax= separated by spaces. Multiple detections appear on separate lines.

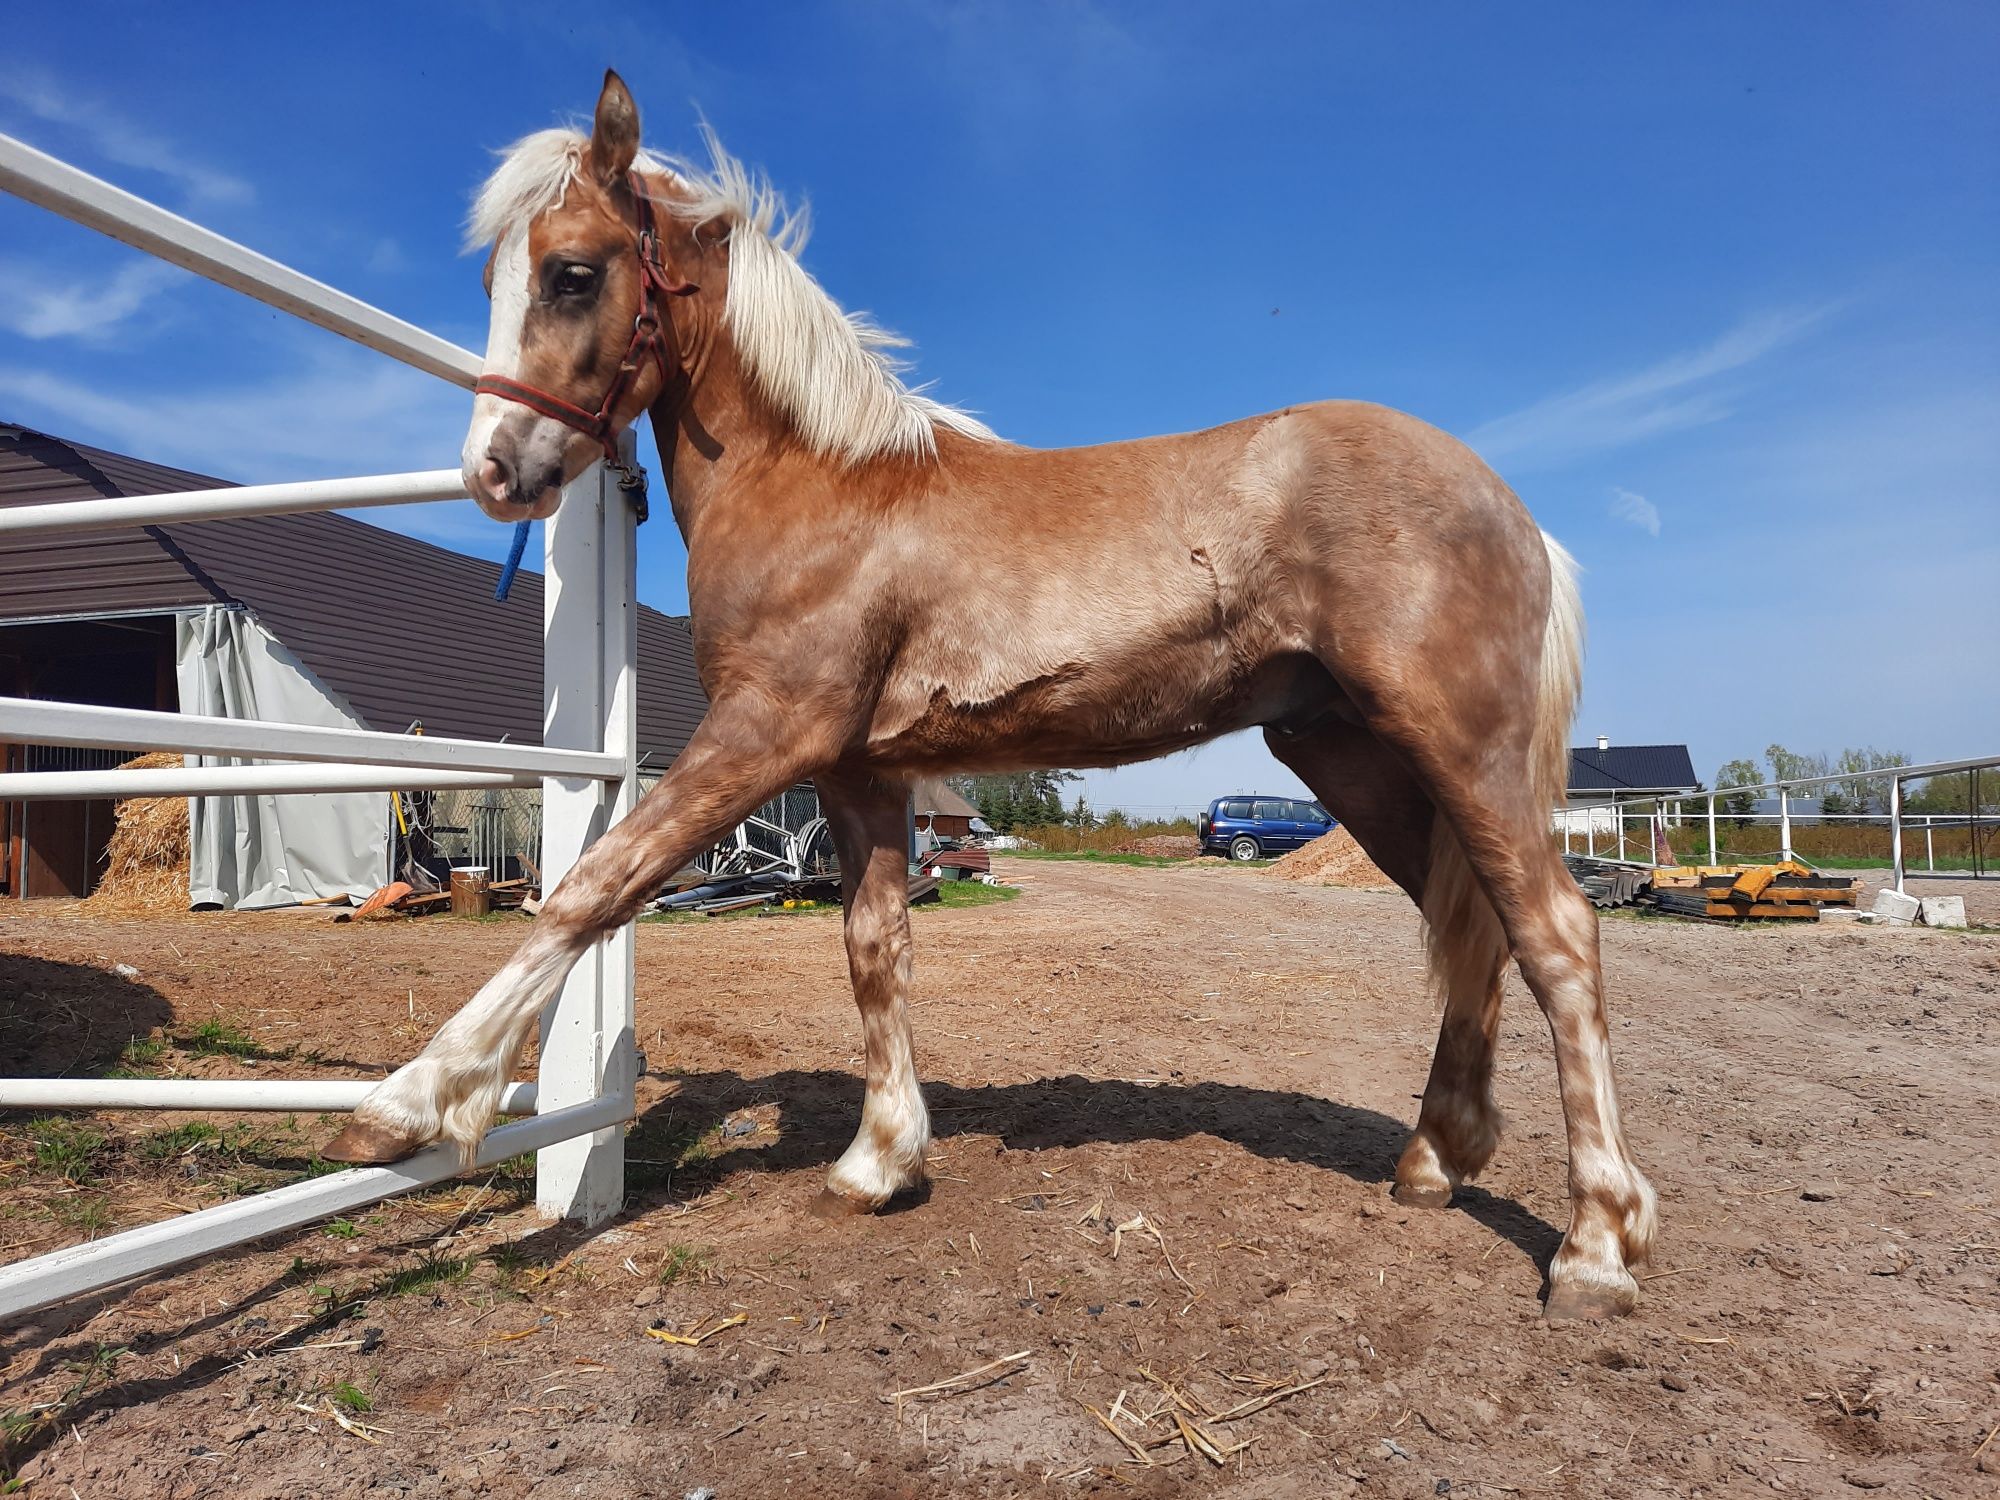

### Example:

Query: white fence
xmin=0 ymin=132 xmax=639 ymax=1321
xmin=1558 ymin=753 xmax=1999 ymax=888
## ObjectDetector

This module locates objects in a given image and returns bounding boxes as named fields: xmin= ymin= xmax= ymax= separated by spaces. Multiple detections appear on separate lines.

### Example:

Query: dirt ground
xmin=3 ymin=858 xmax=1998 ymax=1499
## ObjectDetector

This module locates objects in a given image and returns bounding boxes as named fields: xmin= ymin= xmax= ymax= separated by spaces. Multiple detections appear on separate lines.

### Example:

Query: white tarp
xmin=176 ymin=606 xmax=386 ymax=909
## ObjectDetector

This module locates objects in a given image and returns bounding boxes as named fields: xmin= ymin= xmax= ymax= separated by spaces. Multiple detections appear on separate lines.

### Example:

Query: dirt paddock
xmin=3 ymin=858 xmax=1997 ymax=1498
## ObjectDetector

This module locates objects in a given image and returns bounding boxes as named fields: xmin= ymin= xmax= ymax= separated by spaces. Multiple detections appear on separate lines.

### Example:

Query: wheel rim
xmin=1231 ymin=838 xmax=1257 ymax=861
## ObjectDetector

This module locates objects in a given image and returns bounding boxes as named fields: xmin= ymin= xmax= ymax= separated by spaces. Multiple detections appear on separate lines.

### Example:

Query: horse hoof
xmin=809 ymin=1187 xmax=876 ymax=1220
xmin=1391 ymin=1182 xmax=1454 ymax=1210
xmin=323 ymin=1120 xmax=426 ymax=1164
xmin=1542 ymin=1277 xmax=1638 ymax=1321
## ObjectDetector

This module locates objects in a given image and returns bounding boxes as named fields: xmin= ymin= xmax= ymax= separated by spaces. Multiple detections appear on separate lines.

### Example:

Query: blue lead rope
xmin=494 ymin=519 xmax=532 ymax=602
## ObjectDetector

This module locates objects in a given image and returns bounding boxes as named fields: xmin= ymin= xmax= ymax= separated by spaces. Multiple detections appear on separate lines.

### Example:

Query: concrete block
xmin=1919 ymin=896 xmax=1967 ymax=929
xmin=1869 ymin=888 xmax=1920 ymax=924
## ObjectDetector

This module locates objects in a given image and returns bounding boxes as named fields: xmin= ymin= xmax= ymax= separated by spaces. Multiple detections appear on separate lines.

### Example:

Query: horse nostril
xmin=477 ymin=455 xmax=514 ymax=503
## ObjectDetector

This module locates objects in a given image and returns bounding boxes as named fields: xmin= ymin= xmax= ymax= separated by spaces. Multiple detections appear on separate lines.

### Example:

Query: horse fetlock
xmin=1392 ymin=1127 xmax=1461 ymax=1208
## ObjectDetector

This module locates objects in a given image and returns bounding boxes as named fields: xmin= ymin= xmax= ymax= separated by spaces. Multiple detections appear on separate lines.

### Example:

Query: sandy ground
xmin=2 ymin=858 xmax=1998 ymax=1499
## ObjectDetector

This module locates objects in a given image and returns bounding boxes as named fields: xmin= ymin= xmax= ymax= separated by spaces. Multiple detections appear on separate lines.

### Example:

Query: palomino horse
xmin=329 ymin=72 xmax=1657 ymax=1319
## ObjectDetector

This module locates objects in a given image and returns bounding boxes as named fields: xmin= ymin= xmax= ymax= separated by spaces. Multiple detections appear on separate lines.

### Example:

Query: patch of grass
xmin=138 ymin=1120 xmax=221 ymax=1161
xmin=624 ymin=1113 xmax=717 ymax=1195
xmin=27 ymin=1118 xmax=108 ymax=1183
xmin=322 ymin=1217 xmax=361 ymax=1240
xmin=104 ymin=1034 xmax=167 ymax=1078
xmin=920 ymin=880 xmax=1023 ymax=910
xmin=657 ymin=1243 xmax=714 ymax=1286
xmin=1001 ymin=848 xmax=1189 ymax=867
xmin=178 ymin=1018 xmax=269 ymax=1059
xmin=49 ymin=1194 xmax=113 ymax=1236
xmin=329 ymin=1380 xmax=373 ymax=1414
xmin=367 ymin=1252 xmax=473 ymax=1301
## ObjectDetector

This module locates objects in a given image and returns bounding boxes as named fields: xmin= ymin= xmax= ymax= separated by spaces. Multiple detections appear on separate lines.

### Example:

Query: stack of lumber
xmin=1646 ymin=861 xmax=1857 ymax=921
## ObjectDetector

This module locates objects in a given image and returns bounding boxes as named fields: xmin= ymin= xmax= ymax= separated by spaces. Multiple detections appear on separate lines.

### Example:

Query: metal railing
xmin=1557 ymin=753 xmax=1999 ymax=889
xmin=0 ymin=129 xmax=639 ymax=1323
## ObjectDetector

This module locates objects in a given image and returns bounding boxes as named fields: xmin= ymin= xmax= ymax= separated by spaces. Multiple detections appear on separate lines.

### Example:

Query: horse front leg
xmin=326 ymin=697 xmax=824 ymax=1166
xmin=811 ymin=768 xmax=930 ymax=1216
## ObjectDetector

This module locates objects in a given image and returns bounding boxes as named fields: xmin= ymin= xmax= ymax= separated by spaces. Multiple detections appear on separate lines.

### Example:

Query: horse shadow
xmin=0 ymin=953 xmax=175 ymax=1079
xmin=640 ymin=1067 xmax=1562 ymax=1267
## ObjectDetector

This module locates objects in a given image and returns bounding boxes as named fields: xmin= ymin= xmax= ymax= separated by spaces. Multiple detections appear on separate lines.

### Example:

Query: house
xmin=0 ymin=423 xmax=708 ymax=905
xmin=1555 ymin=737 xmax=1699 ymax=841
xmin=911 ymin=776 xmax=985 ymax=841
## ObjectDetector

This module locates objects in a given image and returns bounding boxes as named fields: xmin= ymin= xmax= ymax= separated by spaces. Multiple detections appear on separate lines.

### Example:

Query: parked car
xmin=1197 ymin=795 xmax=1335 ymax=860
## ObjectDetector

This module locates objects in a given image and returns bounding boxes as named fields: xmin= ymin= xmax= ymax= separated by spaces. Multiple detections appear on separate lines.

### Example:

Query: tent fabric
xmin=176 ymin=606 xmax=387 ymax=909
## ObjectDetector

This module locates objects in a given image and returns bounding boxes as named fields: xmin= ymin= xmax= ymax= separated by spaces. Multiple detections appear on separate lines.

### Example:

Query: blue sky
xmin=3 ymin=4 xmax=1994 ymax=814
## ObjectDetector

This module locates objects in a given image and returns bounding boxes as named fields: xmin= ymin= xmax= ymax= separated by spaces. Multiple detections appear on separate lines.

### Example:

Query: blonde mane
xmin=469 ymin=127 xmax=994 ymax=465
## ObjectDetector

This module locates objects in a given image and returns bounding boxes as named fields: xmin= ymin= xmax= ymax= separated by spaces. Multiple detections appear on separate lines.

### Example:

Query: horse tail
xmin=1419 ymin=529 xmax=1581 ymax=1005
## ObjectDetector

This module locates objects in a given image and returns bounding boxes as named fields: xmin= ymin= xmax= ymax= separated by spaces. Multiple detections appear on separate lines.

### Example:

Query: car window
xmin=1222 ymin=799 xmax=1253 ymax=819
xmin=1306 ymin=801 xmax=1331 ymax=822
xmin=1284 ymin=801 xmax=1313 ymax=822
xmin=1253 ymin=800 xmax=1286 ymax=821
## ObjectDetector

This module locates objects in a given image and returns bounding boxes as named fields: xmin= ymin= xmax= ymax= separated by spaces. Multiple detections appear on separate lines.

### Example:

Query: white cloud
xmin=1468 ymin=307 xmax=1827 ymax=470
xmin=1608 ymin=486 xmax=1660 ymax=537
xmin=0 ymin=342 xmax=470 ymax=484
xmin=0 ymin=260 xmax=184 ymax=341
xmin=0 ymin=72 xmax=252 ymax=206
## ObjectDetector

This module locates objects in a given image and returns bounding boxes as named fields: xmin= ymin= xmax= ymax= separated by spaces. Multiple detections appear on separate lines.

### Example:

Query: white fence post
xmin=1779 ymin=786 xmax=1793 ymax=862
xmin=1706 ymin=792 xmax=1718 ymax=865
xmin=536 ymin=462 xmax=639 ymax=1225
xmin=1890 ymin=776 xmax=1905 ymax=894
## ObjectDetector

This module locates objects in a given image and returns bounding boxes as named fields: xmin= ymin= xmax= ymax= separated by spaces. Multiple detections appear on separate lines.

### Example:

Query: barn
xmin=912 ymin=776 xmax=986 ymax=841
xmin=0 ymin=423 xmax=707 ymax=905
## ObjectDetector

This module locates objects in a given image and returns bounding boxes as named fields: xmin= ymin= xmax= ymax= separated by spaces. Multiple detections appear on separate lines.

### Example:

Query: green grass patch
xmin=104 ymin=1034 xmax=167 ymax=1079
xmin=657 ymin=1243 xmax=714 ymax=1286
xmin=138 ymin=1120 xmax=221 ymax=1161
xmin=178 ymin=1019 xmax=272 ymax=1059
xmin=27 ymin=1118 xmax=108 ymax=1183
xmin=922 ymin=880 xmax=1022 ymax=910
xmin=329 ymin=1380 xmax=373 ymax=1414
xmin=322 ymin=1217 xmax=361 ymax=1240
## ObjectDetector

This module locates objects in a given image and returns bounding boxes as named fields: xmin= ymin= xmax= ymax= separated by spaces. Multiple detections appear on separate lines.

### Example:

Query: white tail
xmin=1421 ymin=530 xmax=1583 ymax=1000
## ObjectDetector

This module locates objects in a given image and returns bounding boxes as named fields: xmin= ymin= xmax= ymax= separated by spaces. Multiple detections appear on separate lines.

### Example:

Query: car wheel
xmin=1229 ymin=835 xmax=1261 ymax=862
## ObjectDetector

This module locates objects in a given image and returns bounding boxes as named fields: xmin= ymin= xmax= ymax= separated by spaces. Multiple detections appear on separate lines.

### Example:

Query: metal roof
xmin=911 ymin=776 xmax=980 ymax=820
xmin=1567 ymin=743 xmax=1698 ymax=795
xmin=0 ymin=424 xmax=707 ymax=764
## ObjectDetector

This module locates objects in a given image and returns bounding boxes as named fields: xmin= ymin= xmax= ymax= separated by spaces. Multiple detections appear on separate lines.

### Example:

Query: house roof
xmin=1567 ymin=743 xmax=1699 ymax=796
xmin=911 ymin=776 xmax=980 ymax=820
xmin=0 ymin=424 xmax=707 ymax=764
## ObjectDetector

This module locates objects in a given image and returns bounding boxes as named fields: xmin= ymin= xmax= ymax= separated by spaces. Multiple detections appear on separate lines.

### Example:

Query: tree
xmin=1067 ymin=795 xmax=1094 ymax=830
xmin=1831 ymin=747 xmax=1910 ymax=815
xmin=948 ymin=770 xmax=1081 ymax=833
xmin=1714 ymin=758 xmax=1762 ymax=825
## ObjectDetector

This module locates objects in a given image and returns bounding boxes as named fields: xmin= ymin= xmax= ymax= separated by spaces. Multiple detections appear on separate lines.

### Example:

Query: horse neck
xmin=646 ymin=330 xmax=781 ymax=539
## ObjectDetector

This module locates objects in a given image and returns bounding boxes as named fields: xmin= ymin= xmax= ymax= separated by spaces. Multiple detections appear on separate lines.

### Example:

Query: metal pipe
xmin=1707 ymin=792 xmax=1718 ymax=866
xmin=0 ymin=1092 xmax=631 ymax=1324
xmin=0 ymin=764 xmax=534 ymax=800
xmin=0 ymin=698 xmax=621 ymax=780
xmin=0 ymin=133 xmax=480 ymax=389
xmin=1779 ymin=786 xmax=1793 ymax=862
xmin=0 ymin=1078 xmax=535 ymax=1113
xmin=1927 ymin=817 xmax=1935 ymax=873
xmin=0 ymin=470 xmax=469 ymax=539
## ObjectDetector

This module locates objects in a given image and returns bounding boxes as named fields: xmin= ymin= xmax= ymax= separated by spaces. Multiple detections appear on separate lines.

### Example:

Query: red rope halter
xmin=473 ymin=171 xmax=697 ymax=502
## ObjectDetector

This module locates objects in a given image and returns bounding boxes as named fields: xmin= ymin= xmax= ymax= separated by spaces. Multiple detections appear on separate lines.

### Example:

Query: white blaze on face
xmin=461 ymin=226 xmax=533 ymax=480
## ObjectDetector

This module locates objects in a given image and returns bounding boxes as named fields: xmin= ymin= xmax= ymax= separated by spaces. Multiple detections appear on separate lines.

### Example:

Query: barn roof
xmin=1567 ymin=743 xmax=1698 ymax=796
xmin=911 ymin=776 xmax=980 ymax=820
xmin=0 ymin=423 xmax=707 ymax=765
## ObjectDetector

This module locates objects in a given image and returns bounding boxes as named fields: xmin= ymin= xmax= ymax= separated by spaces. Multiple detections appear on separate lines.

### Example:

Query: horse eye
xmin=553 ymin=264 xmax=597 ymax=297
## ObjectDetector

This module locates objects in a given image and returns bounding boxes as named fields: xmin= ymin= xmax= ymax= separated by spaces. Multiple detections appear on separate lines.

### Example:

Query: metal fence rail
xmin=0 ymin=129 xmax=639 ymax=1323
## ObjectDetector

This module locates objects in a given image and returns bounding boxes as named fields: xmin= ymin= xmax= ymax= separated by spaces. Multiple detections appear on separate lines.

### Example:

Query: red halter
xmin=472 ymin=171 xmax=697 ymax=512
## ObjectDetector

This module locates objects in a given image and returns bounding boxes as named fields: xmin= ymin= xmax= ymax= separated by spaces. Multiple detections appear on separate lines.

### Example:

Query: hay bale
xmin=87 ymin=752 xmax=191 ymax=912
xmin=1264 ymin=826 xmax=1396 ymax=890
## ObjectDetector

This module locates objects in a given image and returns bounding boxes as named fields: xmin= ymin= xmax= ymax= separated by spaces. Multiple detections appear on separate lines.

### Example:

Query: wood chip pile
xmin=1262 ymin=827 xmax=1396 ymax=889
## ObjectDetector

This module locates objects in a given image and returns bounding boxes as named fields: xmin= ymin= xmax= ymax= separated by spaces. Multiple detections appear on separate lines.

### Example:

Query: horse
xmin=327 ymin=71 xmax=1657 ymax=1319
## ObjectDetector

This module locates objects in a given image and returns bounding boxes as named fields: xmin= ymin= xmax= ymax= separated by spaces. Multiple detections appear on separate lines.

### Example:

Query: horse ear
xmin=589 ymin=70 xmax=640 ymax=187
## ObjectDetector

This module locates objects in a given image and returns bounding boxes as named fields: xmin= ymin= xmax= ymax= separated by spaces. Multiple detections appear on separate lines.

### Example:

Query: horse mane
xmin=468 ymin=126 xmax=994 ymax=466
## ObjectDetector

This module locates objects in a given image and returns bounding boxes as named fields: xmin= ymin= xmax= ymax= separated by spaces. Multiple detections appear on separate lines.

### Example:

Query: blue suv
xmin=1198 ymin=795 xmax=1335 ymax=860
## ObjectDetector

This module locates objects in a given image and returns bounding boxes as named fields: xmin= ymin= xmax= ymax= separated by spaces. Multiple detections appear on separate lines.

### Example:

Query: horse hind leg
xmin=1263 ymin=723 xmax=1508 ymax=1207
xmin=1393 ymin=818 xmax=1510 ymax=1208
xmin=810 ymin=768 xmax=931 ymax=1216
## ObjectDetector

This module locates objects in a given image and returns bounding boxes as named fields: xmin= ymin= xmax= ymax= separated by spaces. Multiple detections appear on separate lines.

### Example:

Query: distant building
xmin=912 ymin=777 xmax=985 ymax=841
xmin=1556 ymin=737 xmax=1699 ymax=843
